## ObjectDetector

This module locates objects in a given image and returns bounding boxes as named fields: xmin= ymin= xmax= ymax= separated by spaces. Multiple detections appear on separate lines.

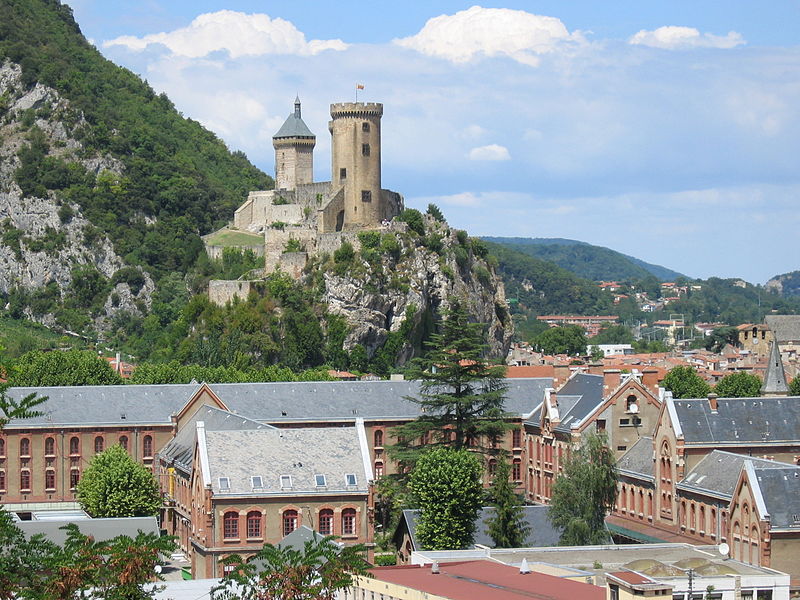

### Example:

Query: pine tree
xmin=485 ymin=456 xmax=530 ymax=548
xmin=389 ymin=298 xmax=510 ymax=468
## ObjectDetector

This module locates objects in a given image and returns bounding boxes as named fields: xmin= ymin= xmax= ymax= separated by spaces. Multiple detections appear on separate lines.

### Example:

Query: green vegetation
xmin=714 ymin=372 xmax=762 ymax=398
xmin=790 ymin=377 xmax=800 ymax=396
xmin=408 ymin=448 xmax=484 ymax=551
xmin=397 ymin=208 xmax=425 ymax=236
xmin=214 ymin=535 xmax=369 ymax=600
xmin=76 ymin=445 xmax=161 ymax=517
xmin=549 ymin=431 xmax=617 ymax=546
xmin=485 ymin=456 xmax=530 ymax=548
xmin=7 ymin=349 xmax=124 ymax=386
xmin=204 ymin=229 xmax=264 ymax=247
xmin=662 ymin=366 xmax=712 ymax=399
xmin=531 ymin=325 xmax=587 ymax=356
xmin=129 ymin=361 xmax=332 ymax=384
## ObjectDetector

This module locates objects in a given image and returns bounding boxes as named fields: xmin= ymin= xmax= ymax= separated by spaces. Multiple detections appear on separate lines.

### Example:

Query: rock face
xmin=320 ymin=217 xmax=513 ymax=361
xmin=0 ymin=61 xmax=152 ymax=330
xmin=766 ymin=271 xmax=800 ymax=297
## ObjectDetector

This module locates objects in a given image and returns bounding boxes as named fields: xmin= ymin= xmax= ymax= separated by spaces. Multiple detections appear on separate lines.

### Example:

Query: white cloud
xmin=104 ymin=10 xmax=347 ymax=58
xmin=394 ymin=6 xmax=583 ymax=66
xmin=629 ymin=26 xmax=744 ymax=50
xmin=468 ymin=144 xmax=510 ymax=161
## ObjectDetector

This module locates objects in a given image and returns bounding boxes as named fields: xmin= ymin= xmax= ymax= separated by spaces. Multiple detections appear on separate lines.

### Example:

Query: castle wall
xmin=208 ymin=280 xmax=254 ymax=305
xmin=205 ymin=244 xmax=264 ymax=261
xmin=278 ymin=252 xmax=308 ymax=278
xmin=318 ymin=187 xmax=345 ymax=233
xmin=274 ymin=139 xmax=314 ymax=191
xmin=329 ymin=103 xmax=383 ymax=229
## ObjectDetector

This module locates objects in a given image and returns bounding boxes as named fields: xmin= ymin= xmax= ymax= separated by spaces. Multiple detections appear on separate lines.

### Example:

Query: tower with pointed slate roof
xmin=273 ymin=96 xmax=315 ymax=191
xmin=761 ymin=340 xmax=789 ymax=397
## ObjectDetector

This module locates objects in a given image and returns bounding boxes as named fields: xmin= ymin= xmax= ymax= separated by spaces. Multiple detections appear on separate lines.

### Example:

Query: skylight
xmin=280 ymin=475 xmax=292 ymax=489
xmin=315 ymin=474 xmax=326 ymax=487
xmin=218 ymin=477 xmax=230 ymax=490
xmin=345 ymin=473 xmax=357 ymax=486
xmin=251 ymin=476 xmax=263 ymax=488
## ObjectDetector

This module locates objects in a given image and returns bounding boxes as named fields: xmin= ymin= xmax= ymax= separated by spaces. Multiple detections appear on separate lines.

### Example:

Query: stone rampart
xmin=205 ymin=244 xmax=264 ymax=261
xmin=208 ymin=280 xmax=253 ymax=305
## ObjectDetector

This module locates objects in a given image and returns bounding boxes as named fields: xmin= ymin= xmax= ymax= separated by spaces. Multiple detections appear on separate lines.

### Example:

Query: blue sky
xmin=69 ymin=1 xmax=800 ymax=284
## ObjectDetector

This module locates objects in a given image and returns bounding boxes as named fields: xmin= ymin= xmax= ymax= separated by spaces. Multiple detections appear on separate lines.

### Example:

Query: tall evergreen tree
xmin=485 ymin=456 xmax=530 ymax=548
xmin=389 ymin=298 xmax=510 ymax=468
xmin=548 ymin=431 xmax=618 ymax=546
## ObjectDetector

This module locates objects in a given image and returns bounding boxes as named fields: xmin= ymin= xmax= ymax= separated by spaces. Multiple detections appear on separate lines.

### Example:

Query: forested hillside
xmin=766 ymin=270 xmax=800 ymax=297
xmin=484 ymin=237 xmax=683 ymax=281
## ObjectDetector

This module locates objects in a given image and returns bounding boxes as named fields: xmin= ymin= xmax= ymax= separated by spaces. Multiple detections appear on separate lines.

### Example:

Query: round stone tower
xmin=273 ymin=97 xmax=315 ymax=191
xmin=329 ymin=102 xmax=383 ymax=228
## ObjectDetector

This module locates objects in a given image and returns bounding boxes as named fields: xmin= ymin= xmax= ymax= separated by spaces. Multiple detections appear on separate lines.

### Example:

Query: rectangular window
xmin=218 ymin=477 xmax=230 ymax=490
xmin=617 ymin=445 xmax=627 ymax=452
xmin=340 ymin=167 xmax=347 ymax=179
xmin=512 ymin=429 xmax=522 ymax=448
xmin=70 ymin=469 xmax=79 ymax=489
xmin=45 ymin=470 xmax=56 ymax=491
xmin=346 ymin=473 xmax=357 ymax=486
xmin=20 ymin=470 xmax=31 ymax=491
xmin=619 ymin=418 xmax=630 ymax=426
xmin=361 ymin=190 xmax=371 ymax=202
xmin=362 ymin=143 xmax=370 ymax=156
xmin=596 ymin=419 xmax=606 ymax=431
xmin=362 ymin=122 xmax=370 ymax=132
xmin=281 ymin=475 xmax=292 ymax=489
xmin=315 ymin=474 xmax=327 ymax=487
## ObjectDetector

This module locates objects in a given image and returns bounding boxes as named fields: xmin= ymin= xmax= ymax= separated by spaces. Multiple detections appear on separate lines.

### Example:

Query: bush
xmin=455 ymin=230 xmax=469 ymax=246
xmin=380 ymin=233 xmax=401 ymax=261
xmin=397 ymin=208 xmax=425 ymax=236
xmin=357 ymin=230 xmax=381 ymax=249
xmin=454 ymin=245 xmax=469 ymax=269
xmin=426 ymin=203 xmax=445 ymax=222
xmin=474 ymin=265 xmax=492 ymax=287
xmin=470 ymin=238 xmax=489 ymax=259
xmin=112 ymin=266 xmax=146 ymax=295
xmin=284 ymin=238 xmax=303 ymax=253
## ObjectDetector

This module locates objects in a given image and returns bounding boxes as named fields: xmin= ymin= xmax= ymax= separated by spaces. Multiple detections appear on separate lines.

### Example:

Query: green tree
xmin=8 ymin=350 xmax=124 ymax=386
xmin=790 ymin=376 xmax=800 ymax=396
xmin=389 ymin=299 xmax=509 ymax=466
xmin=714 ymin=371 xmax=762 ymax=398
xmin=548 ymin=431 xmax=618 ymax=546
xmin=662 ymin=365 xmax=712 ymax=399
xmin=426 ymin=203 xmax=445 ymax=222
xmin=76 ymin=445 xmax=160 ymax=517
xmin=704 ymin=326 xmax=740 ymax=353
xmin=592 ymin=325 xmax=634 ymax=345
xmin=531 ymin=325 xmax=587 ymax=355
xmin=212 ymin=535 xmax=369 ymax=600
xmin=409 ymin=448 xmax=484 ymax=550
xmin=484 ymin=456 xmax=530 ymax=548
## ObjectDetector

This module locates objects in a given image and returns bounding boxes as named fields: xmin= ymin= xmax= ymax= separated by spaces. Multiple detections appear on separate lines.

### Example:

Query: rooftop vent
xmin=431 ymin=561 xmax=440 ymax=574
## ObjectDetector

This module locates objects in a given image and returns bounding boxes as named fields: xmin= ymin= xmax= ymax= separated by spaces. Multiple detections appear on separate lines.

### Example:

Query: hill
xmin=766 ymin=270 xmax=800 ymax=297
xmin=483 ymin=237 xmax=684 ymax=282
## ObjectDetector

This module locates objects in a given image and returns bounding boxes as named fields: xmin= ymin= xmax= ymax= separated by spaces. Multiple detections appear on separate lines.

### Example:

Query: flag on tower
xmin=356 ymin=84 xmax=365 ymax=90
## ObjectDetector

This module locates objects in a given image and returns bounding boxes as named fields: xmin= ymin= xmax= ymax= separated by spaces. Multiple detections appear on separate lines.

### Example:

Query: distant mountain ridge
xmin=482 ymin=237 xmax=684 ymax=282
xmin=766 ymin=270 xmax=800 ymax=297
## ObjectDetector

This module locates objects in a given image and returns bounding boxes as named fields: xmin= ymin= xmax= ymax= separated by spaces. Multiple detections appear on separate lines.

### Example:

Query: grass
xmin=0 ymin=313 xmax=75 ymax=359
xmin=204 ymin=229 xmax=264 ymax=247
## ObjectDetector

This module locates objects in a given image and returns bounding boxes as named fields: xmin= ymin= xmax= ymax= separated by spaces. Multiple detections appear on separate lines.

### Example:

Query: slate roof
xmin=399 ymin=505 xmax=562 ymax=550
xmin=4 ymin=384 xmax=199 ymax=428
xmin=158 ymin=405 xmax=273 ymax=473
xmin=677 ymin=451 xmax=784 ymax=499
xmin=203 ymin=427 xmax=369 ymax=496
xmin=761 ymin=341 xmax=789 ymax=395
xmin=765 ymin=315 xmax=800 ymax=343
xmin=553 ymin=373 xmax=604 ymax=433
xmin=670 ymin=396 xmax=800 ymax=444
xmin=617 ymin=437 xmax=654 ymax=480
xmin=753 ymin=465 xmax=800 ymax=530
xmin=209 ymin=378 xmax=551 ymax=423
xmin=273 ymin=98 xmax=315 ymax=139
xmin=17 ymin=516 xmax=159 ymax=546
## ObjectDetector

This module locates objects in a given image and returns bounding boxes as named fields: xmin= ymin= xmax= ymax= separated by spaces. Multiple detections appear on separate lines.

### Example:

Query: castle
xmin=209 ymin=97 xmax=404 ymax=279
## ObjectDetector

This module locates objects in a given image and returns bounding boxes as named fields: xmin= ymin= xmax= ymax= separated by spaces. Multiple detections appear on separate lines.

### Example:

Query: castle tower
xmin=329 ymin=102 xmax=383 ymax=228
xmin=273 ymin=97 xmax=315 ymax=191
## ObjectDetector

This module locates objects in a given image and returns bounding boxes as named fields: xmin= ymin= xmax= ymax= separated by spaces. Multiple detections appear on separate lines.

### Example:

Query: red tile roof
xmin=505 ymin=365 xmax=554 ymax=379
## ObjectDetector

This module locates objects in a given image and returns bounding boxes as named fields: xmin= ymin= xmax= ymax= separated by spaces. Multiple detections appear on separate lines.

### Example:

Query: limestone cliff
xmin=315 ymin=215 xmax=512 ymax=361
xmin=0 ymin=61 xmax=153 ymax=331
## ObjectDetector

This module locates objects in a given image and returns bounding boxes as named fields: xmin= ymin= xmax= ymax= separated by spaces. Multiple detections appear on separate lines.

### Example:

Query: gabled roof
xmin=159 ymin=405 xmax=273 ymax=474
xmin=670 ymin=396 xmax=800 ymax=445
xmin=761 ymin=341 xmax=789 ymax=395
xmin=677 ymin=450 xmax=784 ymax=499
xmin=397 ymin=505 xmax=562 ymax=551
xmin=3 ymin=383 xmax=200 ymax=428
xmin=765 ymin=315 xmax=800 ymax=343
xmin=202 ymin=426 xmax=369 ymax=496
xmin=751 ymin=465 xmax=800 ymax=530
xmin=617 ymin=437 xmax=654 ymax=481
xmin=553 ymin=373 xmax=604 ymax=433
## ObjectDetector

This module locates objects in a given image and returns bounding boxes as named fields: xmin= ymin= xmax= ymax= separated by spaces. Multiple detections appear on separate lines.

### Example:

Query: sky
xmin=68 ymin=1 xmax=800 ymax=284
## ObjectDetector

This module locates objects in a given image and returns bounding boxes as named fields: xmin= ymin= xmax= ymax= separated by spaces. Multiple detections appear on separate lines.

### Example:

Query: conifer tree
xmin=389 ymin=298 xmax=510 ymax=468
xmin=485 ymin=456 xmax=530 ymax=548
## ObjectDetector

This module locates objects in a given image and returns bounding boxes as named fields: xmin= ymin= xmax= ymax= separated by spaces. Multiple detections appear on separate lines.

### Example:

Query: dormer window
xmin=345 ymin=473 xmax=357 ymax=486
xmin=281 ymin=475 xmax=293 ymax=489
xmin=251 ymin=476 xmax=263 ymax=489
xmin=218 ymin=477 xmax=230 ymax=490
xmin=315 ymin=474 xmax=327 ymax=487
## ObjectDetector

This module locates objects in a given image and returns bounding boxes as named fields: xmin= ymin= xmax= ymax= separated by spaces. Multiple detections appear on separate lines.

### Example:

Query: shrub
xmin=470 ymin=238 xmax=489 ymax=259
xmin=426 ymin=203 xmax=445 ymax=222
xmin=357 ymin=230 xmax=381 ymax=249
xmin=397 ymin=208 xmax=425 ymax=236
xmin=474 ymin=265 xmax=492 ymax=287
xmin=380 ymin=233 xmax=401 ymax=261
xmin=284 ymin=238 xmax=303 ymax=253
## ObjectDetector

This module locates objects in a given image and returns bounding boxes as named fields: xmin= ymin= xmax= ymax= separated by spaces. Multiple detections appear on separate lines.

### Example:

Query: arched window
xmin=44 ymin=437 xmax=55 ymax=456
xmin=143 ymin=435 xmax=153 ymax=458
xmin=45 ymin=470 xmax=56 ymax=490
xmin=19 ymin=438 xmax=30 ymax=457
xmin=119 ymin=436 xmax=128 ymax=451
xmin=699 ymin=505 xmax=706 ymax=533
xmin=681 ymin=501 xmax=687 ymax=527
xmin=69 ymin=436 xmax=80 ymax=455
xmin=710 ymin=508 xmax=717 ymax=536
xmin=20 ymin=469 xmax=31 ymax=491
xmin=626 ymin=395 xmax=638 ymax=412
xmin=319 ymin=509 xmax=334 ymax=535
xmin=246 ymin=511 xmax=262 ymax=539
xmin=620 ymin=485 xmax=627 ymax=510
xmin=283 ymin=510 xmax=298 ymax=536
xmin=373 ymin=430 xmax=383 ymax=448
xmin=0 ymin=470 xmax=6 ymax=491
xmin=690 ymin=503 xmax=697 ymax=530
xmin=374 ymin=461 xmax=384 ymax=478
xmin=94 ymin=436 xmax=104 ymax=454
xmin=70 ymin=469 xmax=80 ymax=489
xmin=342 ymin=508 xmax=357 ymax=536
xmin=223 ymin=511 xmax=239 ymax=539
xmin=0 ymin=438 xmax=5 ymax=457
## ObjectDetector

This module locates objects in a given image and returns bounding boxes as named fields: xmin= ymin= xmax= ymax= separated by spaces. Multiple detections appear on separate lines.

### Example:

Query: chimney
xmin=603 ymin=369 xmax=621 ymax=394
xmin=708 ymin=392 xmax=718 ymax=412
xmin=520 ymin=558 xmax=531 ymax=574
xmin=431 ymin=561 xmax=440 ymax=574
xmin=642 ymin=368 xmax=660 ymax=393
xmin=553 ymin=364 xmax=570 ymax=387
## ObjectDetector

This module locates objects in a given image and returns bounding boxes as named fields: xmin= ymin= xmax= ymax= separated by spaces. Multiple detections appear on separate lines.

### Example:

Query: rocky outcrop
xmin=0 ymin=61 xmax=152 ymax=330
xmin=766 ymin=271 xmax=800 ymax=297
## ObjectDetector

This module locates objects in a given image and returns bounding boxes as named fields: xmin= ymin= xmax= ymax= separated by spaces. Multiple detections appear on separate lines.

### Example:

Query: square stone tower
xmin=329 ymin=102 xmax=383 ymax=228
xmin=273 ymin=97 xmax=316 ymax=191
